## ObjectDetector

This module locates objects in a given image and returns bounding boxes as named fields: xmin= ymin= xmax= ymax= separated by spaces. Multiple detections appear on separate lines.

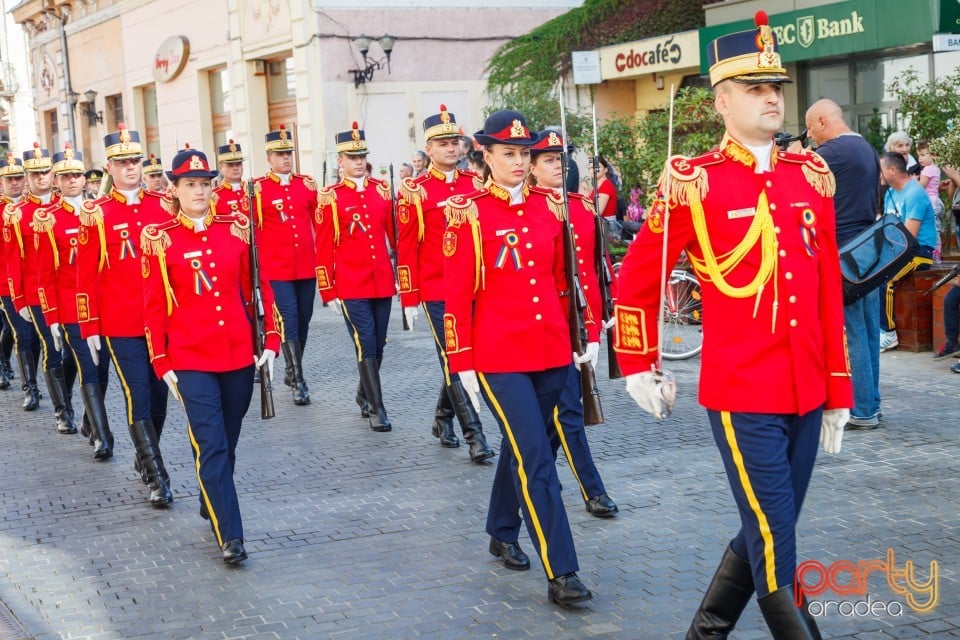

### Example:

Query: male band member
xmin=314 ymin=122 xmax=396 ymax=432
xmin=0 ymin=158 xmax=17 ymax=390
xmin=396 ymin=105 xmax=494 ymax=461
xmin=7 ymin=143 xmax=78 ymax=434
xmin=253 ymin=126 xmax=317 ymax=405
xmin=83 ymin=168 xmax=103 ymax=200
xmin=76 ymin=124 xmax=174 ymax=506
xmin=142 ymin=155 xmax=167 ymax=192
xmin=34 ymin=144 xmax=115 ymax=459
xmin=212 ymin=140 xmax=247 ymax=216
xmin=1 ymin=154 xmax=42 ymax=405
xmin=614 ymin=13 xmax=851 ymax=637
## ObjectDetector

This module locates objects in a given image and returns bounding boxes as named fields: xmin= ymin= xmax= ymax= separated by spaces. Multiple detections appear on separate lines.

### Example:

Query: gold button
xmin=769 ymin=203 xmax=777 ymax=211
xmin=212 ymin=276 xmax=218 ymax=282
xmin=765 ymin=180 xmax=773 ymax=188
xmin=370 ymin=244 xmax=375 ymax=249
xmin=517 ymin=211 xmax=524 ymax=216
xmin=294 ymin=234 xmax=298 ymax=238
xmin=529 ymin=278 xmax=536 ymax=285
xmin=779 ymin=249 xmax=786 ymax=257
xmin=214 ymin=291 xmax=220 ymax=297
xmin=535 ymin=313 xmax=542 ymax=320
xmin=202 ymin=237 xmax=208 ymax=242
xmin=209 ymin=263 xmax=216 ymax=268
xmin=522 ymin=227 xmax=529 ymax=233
xmin=574 ymin=233 xmax=579 ymax=240
xmin=789 ymin=319 xmax=798 ymax=327
xmin=578 ymin=258 xmax=584 ymax=264
xmin=583 ymin=284 xmax=589 ymax=290
xmin=218 ymin=320 xmax=225 ymax=326
xmin=789 ymin=295 xmax=797 ymax=303
xmin=215 ymin=305 xmax=222 ymax=312
xmin=527 ymin=260 xmax=534 ymax=267
xmin=774 ymin=226 xmax=781 ymax=234
xmin=525 ymin=243 xmax=533 ymax=249
xmin=575 ymin=246 xmax=581 ymax=252
xmin=206 ymin=249 xmax=212 ymax=255
xmin=136 ymin=221 xmax=141 ymax=226
xmin=785 ymin=272 xmax=793 ymax=280
xmin=533 ymin=296 xmax=539 ymax=303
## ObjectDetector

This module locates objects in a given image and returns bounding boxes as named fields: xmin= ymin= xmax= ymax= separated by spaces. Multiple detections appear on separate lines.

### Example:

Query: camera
xmin=774 ymin=128 xmax=808 ymax=151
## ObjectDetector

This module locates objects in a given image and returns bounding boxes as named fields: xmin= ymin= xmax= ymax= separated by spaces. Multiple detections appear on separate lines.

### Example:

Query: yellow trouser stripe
xmin=479 ymin=372 xmax=555 ymax=579
xmin=883 ymin=256 xmax=932 ymax=328
xmin=62 ymin=329 xmax=85 ymax=385
xmin=721 ymin=411 xmax=777 ymax=594
xmin=105 ymin=337 xmax=135 ymax=425
xmin=340 ymin=303 xmax=364 ymax=362
xmin=0 ymin=303 xmax=19 ymax=350
xmin=552 ymin=406 xmax=589 ymax=502
xmin=186 ymin=413 xmax=222 ymax=547
xmin=423 ymin=302 xmax=451 ymax=385
xmin=26 ymin=307 xmax=49 ymax=370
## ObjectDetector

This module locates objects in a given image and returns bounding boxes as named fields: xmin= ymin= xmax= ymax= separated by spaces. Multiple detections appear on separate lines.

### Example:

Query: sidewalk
xmin=0 ymin=307 xmax=956 ymax=639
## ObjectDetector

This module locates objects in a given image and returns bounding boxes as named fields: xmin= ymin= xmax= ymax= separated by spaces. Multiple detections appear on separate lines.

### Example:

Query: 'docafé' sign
xmin=599 ymin=30 xmax=700 ymax=81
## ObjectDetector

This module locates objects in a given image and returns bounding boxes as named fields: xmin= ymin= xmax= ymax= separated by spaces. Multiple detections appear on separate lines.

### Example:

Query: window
xmin=267 ymin=54 xmax=296 ymax=132
xmin=45 ymin=108 xmax=60 ymax=152
xmin=105 ymin=94 xmax=124 ymax=129
xmin=209 ymin=67 xmax=233 ymax=148
xmin=141 ymin=84 xmax=160 ymax=158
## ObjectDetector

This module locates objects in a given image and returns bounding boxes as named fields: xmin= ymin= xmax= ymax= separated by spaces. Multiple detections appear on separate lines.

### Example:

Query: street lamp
xmin=79 ymin=89 xmax=103 ymax=126
xmin=348 ymin=34 xmax=396 ymax=88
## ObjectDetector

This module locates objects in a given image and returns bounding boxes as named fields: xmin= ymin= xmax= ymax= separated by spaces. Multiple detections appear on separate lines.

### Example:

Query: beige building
xmin=12 ymin=0 xmax=580 ymax=181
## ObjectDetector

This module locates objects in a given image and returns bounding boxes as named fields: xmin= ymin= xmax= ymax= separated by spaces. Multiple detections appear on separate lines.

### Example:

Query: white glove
xmin=162 ymin=370 xmax=179 ymax=393
xmin=625 ymin=369 xmax=677 ymax=420
xmin=50 ymin=323 xmax=63 ymax=351
xmin=458 ymin=370 xmax=482 ymax=413
xmin=87 ymin=335 xmax=102 ymax=366
xmin=18 ymin=307 xmax=31 ymax=322
xmin=819 ymin=408 xmax=849 ymax=454
xmin=574 ymin=341 xmax=600 ymax=371
xmin=403 ymin=306 xmax=418 ymax=331
xmin=602 ymin=316 xmax=617 ymax=331
xmin=328 ymin=298 xmax=342 ymax=317
xmin=255 ymin=348 xmax=276 ymax=382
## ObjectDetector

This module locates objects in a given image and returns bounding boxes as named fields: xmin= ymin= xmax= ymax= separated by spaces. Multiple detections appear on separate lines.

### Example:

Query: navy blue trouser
xmin=269 ymin=279 xmax=315 ymax=347
xmin=0 ymin=296 xmax=39 ymax=358
xmin=177 ymin=367 xmax=254 ymax=546
xmin=27 ymin=306 xmax=77 ymax=390
xmin=708 ymin=408 xmax=822 ymax=597
xmin=104 ymin=336 xmax=168 ymax=428
xmin=481 ymin=367 xmax=578 ymax=580
xmin=422 ymin=300 xmax=461 ymax=385
xmin=341 ymin=297 xmax=391 ymax=362
xmin=550 ymin=363 xmax=607 ymax=501
xmin=63 ymin=323 xmax=110 ymax=387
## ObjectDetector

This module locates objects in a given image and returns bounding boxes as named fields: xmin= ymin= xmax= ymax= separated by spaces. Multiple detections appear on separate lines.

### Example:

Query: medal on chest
xmin=799 ymin=208 xmax=818 ymax=256
xmin=118 ymin=228 xmax=137 ymax=260
xmin=272 ymin=199 xmax=287 ymax=223
xmin=348 ymin=211 xmax=367 ymax=235
xmin=494 ymin=230 xmax=522 ymax=271
xmin=189 ymin=256 xmax=213 ymax=295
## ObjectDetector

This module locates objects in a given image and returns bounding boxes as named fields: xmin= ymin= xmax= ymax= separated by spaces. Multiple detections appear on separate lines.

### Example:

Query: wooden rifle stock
xmin=388 ymin=164 xmax=411 ymax=330
xmin=246 ymin=179 xmax=275 ymax=419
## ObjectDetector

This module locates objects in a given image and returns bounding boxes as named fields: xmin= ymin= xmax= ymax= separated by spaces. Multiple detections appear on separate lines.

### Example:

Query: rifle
xmin=590 ymin=102 xmax=623 ymax=379
xmin=388 ymin=163 xmax=411 ymax=331
xmin=924 ymin=263 xmax=960 ymax=295
xmin=559 ymin=79 xmax=603 ymax=425
xmin=245 ymin=178 xmax=275 ymax=419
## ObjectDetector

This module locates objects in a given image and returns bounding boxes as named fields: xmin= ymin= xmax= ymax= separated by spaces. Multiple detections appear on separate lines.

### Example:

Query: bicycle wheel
xmin=661 ymin=269 xmax=703 ymax=360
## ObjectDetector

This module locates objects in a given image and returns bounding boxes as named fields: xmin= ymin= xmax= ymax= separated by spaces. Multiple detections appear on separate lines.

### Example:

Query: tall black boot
xmin=358 ymin=358 xmax=391 ymax=432
xmin=128 ymin=419 xmax=173 ymax=507
xmin=0 ymin=325 xmax=12 ymax=390
xmin=356 ymin=382 xmax=370 ymax=418
xmin=448 ymin=380 xmax=494 ymax=462
xmin=686 ymin=545 xmax=755 ymax=639
xmin=44 ymin=367 xmax=77 ymax=433
xmin=17 ymin=350 xmax=40 ymax=411
xmin=281 ymin=341 xmax=310 ymax=405
xmin=431 ymin=383 xmax=459 ymax=447
xmin=757 ymin=586 xmax=822 ymax=640
xmin=80 ymin=384 xmax=113 ymax=460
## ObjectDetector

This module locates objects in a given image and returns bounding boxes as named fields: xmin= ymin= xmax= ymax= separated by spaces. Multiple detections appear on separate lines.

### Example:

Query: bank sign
xmin=601 ymin=30 xmax=699 ymax=80
xmin=699 ymin=0 xmax=935 ymax=72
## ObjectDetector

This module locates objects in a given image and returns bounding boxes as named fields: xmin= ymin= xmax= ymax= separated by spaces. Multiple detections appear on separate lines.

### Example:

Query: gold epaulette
xmin=776 ymin=149 xmax=836 ymax=198
xmin=399 ymin=177 xmax=425 ymax=208
xmin=316 ymin=183 xmax=340 ymax=208
xmin=210 ymin=191 xmax=220 ymax=206
xmin=159 ymin=193 xmax=176 ymax=215
xmin=657 ymin=153 xmax=722 ymax=206
xmin=213 ymin=212 xmax=251 ymax=244
xmin=31 ymin=207 xmax=56 ymax=233
xmin=140 ymin=219 xmax=179 ymax=256
xmin=368 ymin=177 xmax=391 ymax=201
xmin=78 ymin=200 xmax=104 ymax=227
xmin=569 ymin=191 xmax=597 ymax=215
xmin=444 ymin=192 xmax=483 ymax=226
xmin=3 ymin=202 xmax=22 ymax=225
xmin=296 ymin=174 xmax=318 ymax=192
xmin=142 ymin=188 xmax=166 ymax=199
xmin=529 ymin=185 xmax=567 ymax=222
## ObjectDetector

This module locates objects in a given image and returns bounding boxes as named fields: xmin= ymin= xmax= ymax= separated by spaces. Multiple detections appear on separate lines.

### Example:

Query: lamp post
xmin=348 ymin=34 xmax=397 ymax=88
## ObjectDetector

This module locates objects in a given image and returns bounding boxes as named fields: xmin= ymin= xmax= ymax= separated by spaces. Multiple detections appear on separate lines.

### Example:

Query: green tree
xmin=862 ymin=108 xmax=893 ymax=154
xmin=886 ymin=69 xmax=960 ymax=143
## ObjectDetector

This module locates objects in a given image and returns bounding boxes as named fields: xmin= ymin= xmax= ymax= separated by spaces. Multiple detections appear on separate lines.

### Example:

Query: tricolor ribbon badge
xmin=191 ymin=258 xmax=213 ymax=294
xmin=348 ymin=212 xmax=367 ymax=236
xmin=68 ymin=237 xmax=78 ymax=265
xmin=494 ymin=231 xmax=522 ymax=271
xmin=119 ymin=229 xmax=137 ymax=260
xmin=799 ymin=208 xmax=818 ymax=256
xmin=273 ymin=200 xmax=288 ymax=223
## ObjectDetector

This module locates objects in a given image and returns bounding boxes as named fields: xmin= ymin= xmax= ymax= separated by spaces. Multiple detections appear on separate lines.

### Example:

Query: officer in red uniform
xmin=34 ymin=144 xmax=114 ymax=460
xmin=212 ymin=140 xmax=247 ymax=216
xmin=0 ymin=154 xmax=37 ymax=396
xmin=443 ymin=110 xmax=592 ymax=608
xmin=76 ymin=124 xmax=174 ymax=507
xmin=314 ymin=123 xmax=396 ymax=432
xmin=252 ymin=126 xmax=317 ymax=406
xmin=142 ymin=154 xmax=166 ymax=192
xmin=613 ymin=13 xmax=852 ymax=638
xmin=141 ymin=147 xmax=279 ymax=564
xmin=396 ymin=105 xmax=494 ymax=461
xmin=7 ymin=143 xmax=78 ymax=434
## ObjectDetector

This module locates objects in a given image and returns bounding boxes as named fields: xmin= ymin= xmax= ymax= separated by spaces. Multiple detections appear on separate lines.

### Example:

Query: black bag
xmin=839 ymin=214 xmax=918 ymax=305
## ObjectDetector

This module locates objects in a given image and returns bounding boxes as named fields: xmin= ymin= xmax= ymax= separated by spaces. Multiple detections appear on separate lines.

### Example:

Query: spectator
xmin=399 ymin=163 xmax=413 ymax=180
xmin=805 ymin=98 xmax=882 ymax=429
xmin=412 ymin=150 xmax=428 ymax=177
xmin=466 ymin=149 xmax=485 ymax=176
xmin=916 ymin=141 xmax=944 ymax=262
xmin=943 ymin=165 xmax=960 ymax=254
xmin=885 ymin=131 xmax=919 ymax=176
xmin=456 ymin=136 xmax=473 ymax=171
xmin=589 ymin=156 xmax=618 ymax=219
xmin=934 ymin=282 xmax=960 ymax=363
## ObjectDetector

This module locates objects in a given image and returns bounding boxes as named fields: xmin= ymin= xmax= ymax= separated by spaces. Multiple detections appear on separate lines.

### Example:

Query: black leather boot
xmin=128 ymin=419 xmax=173 ymax=507
xmin=44 ymin=367 xmax=77 ymax=434
xmin=80 ymin=412 xmax=94 ymax=444
xmin=358 ymin=358 xmax=391 ymax=432
xmin=281 ymin=341 xmax=310 ymax=405
xmin=80 ymin=383 xmax=113 ymax=460
xmin=448 ymin=380 xmax=494 ymax=462
xmin=686 ymin=545 xmax=755 ymax=639
xmin=757 ymin=586 xmax=822 ymax=640
xmin=0 ymin=328 xmax=12 ymax=390
xmin=17 ymin=350 xmax=40 ymax=411
xmin=355 ymin=382 xmax=370 ymax=418
xmin=431 ymin=383 xmax=459 ymax=447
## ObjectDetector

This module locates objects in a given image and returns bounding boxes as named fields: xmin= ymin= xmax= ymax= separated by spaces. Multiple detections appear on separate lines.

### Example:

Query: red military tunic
xmin=442 ymin=183 xmax=571 ymax=374
xmin=613 ymin=135 xmax=852 ymax=414
xmin=396 ymin=166 xmax=482 ymax=306
xmin=212 ymin=182 xmax=249 ymax=217
xmin=140 ymin=211 xmax=281 ymax=379
xmin=0 ymin=195 xmax=23 ymax=298
xmin=31 ymin=198 xmax=85 ymax=326
xmin=4 ymin=192 xmax=62 ymax=310
xmin=253 ymin=172 xmax=317 ymax=281
xmin=313 ymin=177 xmax=397 ymax=302
xmin=75 ymin=188 xmax=173 ymax=338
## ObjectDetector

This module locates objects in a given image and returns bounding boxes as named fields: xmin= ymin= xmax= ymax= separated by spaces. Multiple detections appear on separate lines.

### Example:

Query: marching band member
xmin=142 ymin=154 xmax=167 ymax=192
xmin=443 ymin=110 xmax=592 ymax=607
xmin=141 ymin=147 xmax=278 ymax=564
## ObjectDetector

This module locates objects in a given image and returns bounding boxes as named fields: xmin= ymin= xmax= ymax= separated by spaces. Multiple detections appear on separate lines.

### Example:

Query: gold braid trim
xmin=471 ymin=175 xmax=484 ymax=191
xmin=444 ymin=195 xmax=479 ymax=226
xmin=802 ymin=164 xmax=836 ymax=198
xmin=160 ymin=195 xmax=176 ymax=216
xmin=657 ymin=160 xmax=709 ymax=207
xmin=140 ymin=225 xmax=172 ymax=256
xmin=301 ymin=175 xmax=318 ymax=192
xmin=230 ymin=214 xmax=251 ymax=244
xmin=4 ymin=205 xmax=21 ymax=225
xmin=376 ymin=180 xmax=391 ymax=201
xmin=471 ymin=219 xmax=484 ymax=293
xmin=544 ymin=190 xmax=567 ymax=221
xmin=78 ymin=202 xmax=103 ymax=227
xmin=399 ymin=178 xmax=425 ymax=241
xmin=31 ymin=208 xmax=56 ymax=234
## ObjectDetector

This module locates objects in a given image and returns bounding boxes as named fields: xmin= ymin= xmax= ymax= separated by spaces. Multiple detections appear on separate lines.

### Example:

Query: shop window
xmin=209 ymin=67 xmax=233 ymax=148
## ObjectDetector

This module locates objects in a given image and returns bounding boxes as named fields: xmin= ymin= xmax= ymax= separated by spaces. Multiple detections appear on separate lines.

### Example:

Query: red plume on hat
xmin=754 ymin=10 xmax=769 ymax=26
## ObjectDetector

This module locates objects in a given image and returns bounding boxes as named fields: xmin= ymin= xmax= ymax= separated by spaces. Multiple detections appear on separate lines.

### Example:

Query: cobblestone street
xmin=0 ymin=305 xmax=956 ymax=639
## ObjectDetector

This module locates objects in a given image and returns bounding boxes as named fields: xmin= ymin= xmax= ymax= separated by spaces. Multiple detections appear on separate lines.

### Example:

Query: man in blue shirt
xmin=879 ymin=151 xmax=936 ymax=351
